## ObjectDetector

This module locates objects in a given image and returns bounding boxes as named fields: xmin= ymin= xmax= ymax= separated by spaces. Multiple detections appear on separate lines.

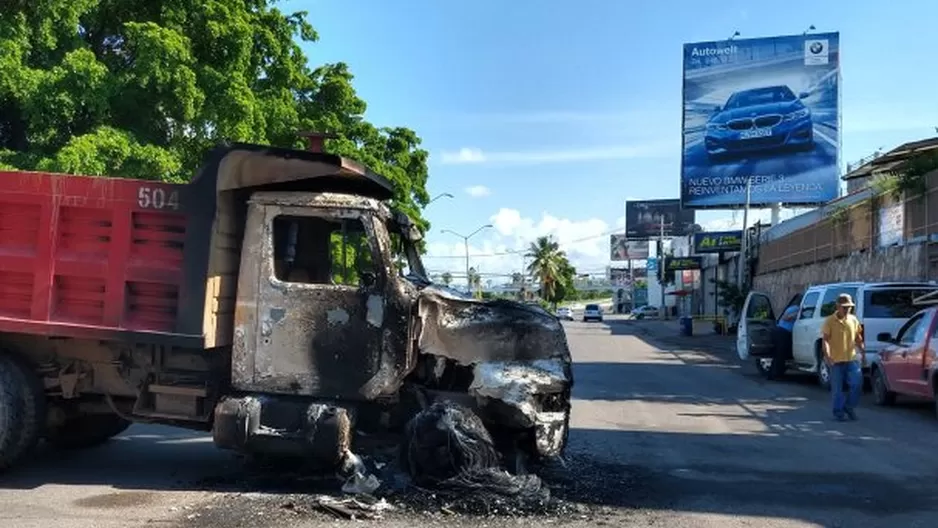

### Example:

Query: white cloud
xmin=442 ymin=148 xmax=486 ymax=164
xmin=464 ymin=185 xmax=492 ymax=198
xmin=438 ymin=142 xmax=673 ymax=166
xmin=424 ymin=208 xmax=616 ymax=286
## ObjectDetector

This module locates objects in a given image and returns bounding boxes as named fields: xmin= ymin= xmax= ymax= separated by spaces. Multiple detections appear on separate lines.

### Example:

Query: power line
xmin=421 ymin=228 xmax=623 ymax=259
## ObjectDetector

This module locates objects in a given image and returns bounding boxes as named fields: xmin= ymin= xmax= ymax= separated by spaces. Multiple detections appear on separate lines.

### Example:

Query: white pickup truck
xmin=738 ymin=282 xmax=938 ymax=388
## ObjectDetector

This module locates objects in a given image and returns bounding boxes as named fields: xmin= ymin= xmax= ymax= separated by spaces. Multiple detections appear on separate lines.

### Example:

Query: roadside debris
xmin=298 ymin=495 xmax=394 ymax=520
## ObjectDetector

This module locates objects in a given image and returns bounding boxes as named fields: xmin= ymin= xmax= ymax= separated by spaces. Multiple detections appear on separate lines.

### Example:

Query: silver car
xmin=582 ymin=304 xmax=603 ymax=322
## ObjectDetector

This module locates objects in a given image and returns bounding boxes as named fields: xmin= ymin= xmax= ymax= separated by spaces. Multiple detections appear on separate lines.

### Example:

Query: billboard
xmin=693 ymin=230 xmax=743 ymax=253
xmin=681 ymin=32 xmax=841 ymax=208
xmin=626 ymin=199 xmax=697 ymax=239
xmin=610 ymin=235 xmax=650 ymax=261
xmin=609 ymin=268 xmax=631 ymax=286
xmin=664 ymin=256 xmax=703 ymax=271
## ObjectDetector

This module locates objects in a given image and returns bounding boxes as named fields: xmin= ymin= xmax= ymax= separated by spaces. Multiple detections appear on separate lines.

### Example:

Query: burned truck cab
xmin=231 ymin=192 xmax=411 ymax=399
xmin=211 ymin=144 xmax=572 ymax=467
xmin=215 ymin=191 xmax=419 ymax=462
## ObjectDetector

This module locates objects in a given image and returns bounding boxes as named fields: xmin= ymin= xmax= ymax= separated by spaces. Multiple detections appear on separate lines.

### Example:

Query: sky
xmin=286 ymin=0 xmax=938 ymax=286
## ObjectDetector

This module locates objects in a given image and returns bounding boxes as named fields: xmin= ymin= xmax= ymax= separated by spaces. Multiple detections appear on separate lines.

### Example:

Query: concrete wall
xmin=752 ymin=242 xmax=929 ymax=312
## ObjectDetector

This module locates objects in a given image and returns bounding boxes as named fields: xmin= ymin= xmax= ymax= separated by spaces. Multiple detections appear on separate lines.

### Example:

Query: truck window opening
xmin=272 ymin=215 xmax=374 ymax=286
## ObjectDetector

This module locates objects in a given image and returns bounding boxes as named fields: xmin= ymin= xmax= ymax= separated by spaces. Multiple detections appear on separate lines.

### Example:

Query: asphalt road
xmin=3 ymin=316 xmax=938 ymax=527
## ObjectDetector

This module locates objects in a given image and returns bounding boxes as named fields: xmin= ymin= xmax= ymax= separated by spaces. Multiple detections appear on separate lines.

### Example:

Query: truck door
xmin=248 ymin=208 xmax=386 ymax=400
xmin=792 ymin=290 xmax=820 ymax=365
xmin=737 ymin=292 xmax=776 ymax=361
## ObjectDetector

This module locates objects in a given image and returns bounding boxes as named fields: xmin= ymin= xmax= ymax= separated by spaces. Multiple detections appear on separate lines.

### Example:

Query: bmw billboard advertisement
xmin=681 ymin=32 xmax=841 ymax=208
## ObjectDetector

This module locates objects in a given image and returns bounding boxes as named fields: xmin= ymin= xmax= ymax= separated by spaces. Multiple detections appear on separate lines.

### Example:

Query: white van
xmin=739 ymin=282 xmax=938 ymax=389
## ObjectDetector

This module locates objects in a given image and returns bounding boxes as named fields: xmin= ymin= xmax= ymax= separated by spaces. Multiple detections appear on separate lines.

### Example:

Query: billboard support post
xmin=771 ymin=203 xmax=781 ymax=225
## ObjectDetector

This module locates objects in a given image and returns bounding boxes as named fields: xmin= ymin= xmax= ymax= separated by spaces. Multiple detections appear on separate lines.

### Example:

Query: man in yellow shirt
xmin=821 ymin=293 xmax=866 ymax=421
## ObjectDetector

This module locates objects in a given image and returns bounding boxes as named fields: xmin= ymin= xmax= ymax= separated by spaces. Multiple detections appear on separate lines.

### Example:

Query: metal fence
xmin=756 ymin=171 xmax=938 ymax=274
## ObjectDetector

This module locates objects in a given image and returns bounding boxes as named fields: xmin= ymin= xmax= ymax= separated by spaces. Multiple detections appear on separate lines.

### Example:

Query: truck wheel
xmin=816 ymin=350 xmax=831 ymax=391
xmin=47 ymin=413 xmax=131 ymax=450
xmin=0 ymin=354 xmax=45 ymax=472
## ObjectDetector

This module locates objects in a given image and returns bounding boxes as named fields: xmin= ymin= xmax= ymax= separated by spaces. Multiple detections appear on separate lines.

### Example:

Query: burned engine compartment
xmin=406 ymin=286 xmax=573 ymax=459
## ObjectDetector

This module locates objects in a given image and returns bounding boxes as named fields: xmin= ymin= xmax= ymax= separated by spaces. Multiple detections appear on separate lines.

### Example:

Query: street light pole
xmin=428 ymin=192 xmax=454 ymax=205
xmin=442 ymin=224 xmax=493 ymax=295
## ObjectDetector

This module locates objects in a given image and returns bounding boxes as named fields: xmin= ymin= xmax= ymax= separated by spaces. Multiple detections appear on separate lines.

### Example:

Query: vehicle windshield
xmin=585 ymin=304 xmax=599 ymax=310
xmin=864 ymin=288 xmax=938 ymax=319
xmin=724 ymin=86 xmax=796 ymax=109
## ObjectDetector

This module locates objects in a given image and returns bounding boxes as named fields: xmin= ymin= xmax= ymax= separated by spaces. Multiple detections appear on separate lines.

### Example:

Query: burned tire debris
xmin=394 ymin=401 xmax=553 ymax=515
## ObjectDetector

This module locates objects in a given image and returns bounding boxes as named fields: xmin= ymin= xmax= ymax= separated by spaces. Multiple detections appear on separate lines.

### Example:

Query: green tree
xmin=525 ymin=236 xmax=577 ymax=309
xmin=440 ymin=272 xmax=453 ymax=286
xmin=0 ymin=1 xmax=431 ymax=231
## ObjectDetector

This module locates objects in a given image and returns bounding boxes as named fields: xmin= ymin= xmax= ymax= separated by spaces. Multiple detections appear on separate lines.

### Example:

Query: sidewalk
xmin=632 ymin=318 xmax=735 ymax=357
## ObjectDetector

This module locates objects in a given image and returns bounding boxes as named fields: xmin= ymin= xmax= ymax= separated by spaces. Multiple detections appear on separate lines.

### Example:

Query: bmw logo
xmin=809 ymin=42 xmax=824 ymax=54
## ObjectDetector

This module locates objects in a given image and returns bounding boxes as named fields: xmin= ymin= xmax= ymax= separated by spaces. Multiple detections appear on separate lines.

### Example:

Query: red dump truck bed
xmin=0 ymin=171 xmax=196 ymax=343
xmin=0 ymin=143 xmax=394 ymax=349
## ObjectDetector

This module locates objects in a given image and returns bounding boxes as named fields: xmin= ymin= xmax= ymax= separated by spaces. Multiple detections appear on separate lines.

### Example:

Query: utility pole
xmin=628 ymin=258 xmax=634 ymax=313
xmin=737 ymin=176 xmax=752 ymax=288
xmin=442 ymin=224 xmax=493 ymax=295
xmin=659 ymin=215 xmax=666 ymax=318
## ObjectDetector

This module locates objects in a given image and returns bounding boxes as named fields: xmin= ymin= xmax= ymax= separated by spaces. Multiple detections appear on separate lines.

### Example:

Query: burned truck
xmin=0 ymin=140 xmax=572 ymax=473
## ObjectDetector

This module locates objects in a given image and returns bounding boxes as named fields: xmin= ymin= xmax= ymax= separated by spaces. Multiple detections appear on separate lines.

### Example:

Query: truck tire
xmin=0 ymin=353 xmax=45 ymax=472
xmin=47 ymin=413 xmax=131 ymax=450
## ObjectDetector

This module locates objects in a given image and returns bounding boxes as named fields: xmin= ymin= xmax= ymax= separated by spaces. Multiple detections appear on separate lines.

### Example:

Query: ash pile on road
xmin=390 ymin=401 xmax=557 ymax=516
xmin=190 ymin=401 xmax=591 ymax=523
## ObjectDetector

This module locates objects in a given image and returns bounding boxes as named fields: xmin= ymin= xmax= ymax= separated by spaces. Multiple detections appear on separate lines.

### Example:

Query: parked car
xmin=871 ymin=294 xmax=938 ymax=418
xmin=631 ymin=305 xmax=659 ymax=320
xmin=705 ymin=85 xmax=814 ymax=161
xmin=556 ymin=307 xmax=574 ymax=321
xmin=583 ymin=304 xmax=603 ymax=322
xmin=740 ymin=282 xmax=938 ymax=388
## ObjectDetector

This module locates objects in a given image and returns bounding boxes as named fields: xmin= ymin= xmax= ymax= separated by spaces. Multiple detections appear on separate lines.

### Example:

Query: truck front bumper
xmin=212 ymin=395 xmax=351 ymax=467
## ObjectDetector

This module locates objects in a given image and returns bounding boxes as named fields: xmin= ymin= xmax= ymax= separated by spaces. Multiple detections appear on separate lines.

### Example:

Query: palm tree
xmin=441 ymin=272 xmax=453 ymax=286
xmin=467 ymin=267 xmax=482 ymax=298
xmin=525 ymin=236 xmax=568 ymax=308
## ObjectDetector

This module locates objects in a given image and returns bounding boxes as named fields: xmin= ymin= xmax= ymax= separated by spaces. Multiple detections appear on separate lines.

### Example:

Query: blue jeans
xmin=830 ymin=360 xmax=862 ymax=417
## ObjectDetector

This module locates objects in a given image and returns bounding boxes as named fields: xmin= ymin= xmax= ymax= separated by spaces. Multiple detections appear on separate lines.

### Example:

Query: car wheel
xmin=816 ymin=353 xmax=831 ymax=390
xmin=755 ymin=357 xmax=773 ymax=378
xmin=871 ymin=367 xmax=896 ymax=406
xmin=934 ymin=384 xmax=938 ymax=421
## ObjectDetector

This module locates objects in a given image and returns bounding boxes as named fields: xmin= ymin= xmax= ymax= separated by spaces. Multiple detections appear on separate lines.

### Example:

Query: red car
xmin=871 ymin=304 xmax=938 ymax=418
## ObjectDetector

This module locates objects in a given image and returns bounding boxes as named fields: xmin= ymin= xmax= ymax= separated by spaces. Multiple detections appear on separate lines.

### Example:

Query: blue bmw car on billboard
xmin=705 ymin=85 xmax=814 ymax=159
xmin=681 ymin=32 xmax=841 ymax=209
